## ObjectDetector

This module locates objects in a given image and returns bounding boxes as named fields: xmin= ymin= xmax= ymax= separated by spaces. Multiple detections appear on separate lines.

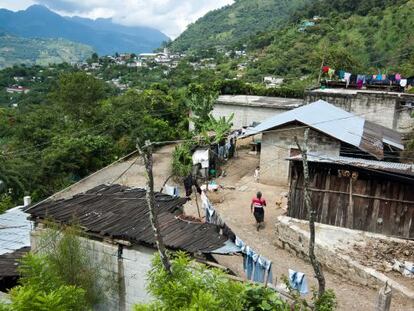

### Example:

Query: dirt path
xmin=54 ymin=145 xmax=175 ymax=200
xmin=184 ymin=150 xmax=413 ymax=311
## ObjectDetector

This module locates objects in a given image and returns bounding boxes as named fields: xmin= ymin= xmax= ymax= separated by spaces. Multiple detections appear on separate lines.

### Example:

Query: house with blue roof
xmin=243 ymin=100 xmax=404 ymax=185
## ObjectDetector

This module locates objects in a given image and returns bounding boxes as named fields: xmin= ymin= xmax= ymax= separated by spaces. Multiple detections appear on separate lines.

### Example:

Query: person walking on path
xmin=251 ymin=191 xmax=266 ymax=231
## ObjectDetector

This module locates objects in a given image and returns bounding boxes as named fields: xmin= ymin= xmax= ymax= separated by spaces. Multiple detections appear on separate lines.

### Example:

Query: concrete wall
xmin=122 ymin=246 xmax=155 ymax=309
xmin=305 ymin=90 xmax=414 ymax=133
xmin=31 ymin=227 xmax=155 ymax=311
xmin=260 ymin=126 xmax=340 ymax=186
xmin=211 ymin=103 xmax=293 ymax=130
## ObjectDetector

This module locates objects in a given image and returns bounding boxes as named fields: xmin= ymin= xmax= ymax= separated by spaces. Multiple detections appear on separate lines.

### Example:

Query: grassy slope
xmin=171 ymin=0 xmax=309 ymax=52
xmin=0 ymin=34 xmax=94 ymax=68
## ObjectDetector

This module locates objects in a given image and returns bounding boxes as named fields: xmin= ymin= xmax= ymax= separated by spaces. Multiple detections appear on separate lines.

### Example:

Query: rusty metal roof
xmin=0 ymin=247 xmax=30 ymax=279
xmin=287 ymin=155 xmax=414 ymax=177
xmin=27 ymin=184 xmax=228 ymax=253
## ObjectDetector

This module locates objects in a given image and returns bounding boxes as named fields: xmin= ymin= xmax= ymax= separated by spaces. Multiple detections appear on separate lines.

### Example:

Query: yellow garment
xmin=328 ymin=68 xmax=335 ymax=78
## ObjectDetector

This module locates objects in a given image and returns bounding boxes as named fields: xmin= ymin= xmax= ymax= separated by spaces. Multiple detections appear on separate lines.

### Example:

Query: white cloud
xmin=0 ymin=0 xmax=234 ymax=38
xmin=0 ymin=0 xmax=35 ymax=11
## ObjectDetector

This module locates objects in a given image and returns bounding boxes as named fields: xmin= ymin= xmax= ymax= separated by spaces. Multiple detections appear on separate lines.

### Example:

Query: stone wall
xmin=31 ymin=227 xmax=155 ymax=311
xmin=274 ymin=216 xmax=414 ymax=301
xmin=211 ymin=103 xmax=293 ymax=130
xmin=260 ymin=126 xmax=340 ymax=186
xmin=305 ymin=90 xmax=414 ymax=133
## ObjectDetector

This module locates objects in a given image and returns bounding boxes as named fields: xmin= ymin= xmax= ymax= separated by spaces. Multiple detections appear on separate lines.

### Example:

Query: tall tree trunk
xmin=295 ymin=129 xmax=325 ymax=296
xmin=137 ymin=140 xmax=172 ymax=274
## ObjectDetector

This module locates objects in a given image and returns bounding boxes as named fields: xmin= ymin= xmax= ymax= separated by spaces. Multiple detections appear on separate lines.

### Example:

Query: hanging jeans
xmin=289 ymin=269 xmax=308 ymax=295
xmin=244 ymin=247 xmax=255 ymax=280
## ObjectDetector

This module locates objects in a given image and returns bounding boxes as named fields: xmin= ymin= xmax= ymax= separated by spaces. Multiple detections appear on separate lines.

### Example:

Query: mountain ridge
xmin=0 ymin=5 xmax=169 ymax=55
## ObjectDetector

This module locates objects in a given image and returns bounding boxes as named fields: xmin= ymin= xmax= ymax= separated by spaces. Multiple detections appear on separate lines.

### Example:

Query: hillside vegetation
xmin=171 ymin=0 xmax=310 ymax=52
xmin=0 ymin=34 xmax=93 ymax=68
xmin=241 ymin=0 xmax=414 ymax=80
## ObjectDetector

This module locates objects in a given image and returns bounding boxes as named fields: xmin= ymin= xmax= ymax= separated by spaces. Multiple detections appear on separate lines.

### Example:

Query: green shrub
xmin=172 ymin=143 xmax=193 ymax=177
xmin=135 ymin=253 xmax=337 ymax=311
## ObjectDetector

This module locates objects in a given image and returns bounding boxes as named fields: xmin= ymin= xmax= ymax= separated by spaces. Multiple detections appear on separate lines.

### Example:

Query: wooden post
xmin=295 ymin=129 xmax=326 ymax=296
xmin=264 ymin=261 xmax=272 ymax=288
xmin=375 ymin=282 xmax=392 ymax=311
xmin=137 ymin=139 xmax=172 ymax=274
xmin=317 ymin=52 xmax=325 ymax=85
xmin=194 ymin=190 xmax=201 ymax=218
xmin=159 ymin=174 xmax=174 ymax=193
xmin=347 ymin=176 xmax=354 ymax=228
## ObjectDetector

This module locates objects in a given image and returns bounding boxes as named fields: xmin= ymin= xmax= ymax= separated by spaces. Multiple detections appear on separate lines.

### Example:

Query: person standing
xmin=251 ymin=191 xmax=266 ymax=231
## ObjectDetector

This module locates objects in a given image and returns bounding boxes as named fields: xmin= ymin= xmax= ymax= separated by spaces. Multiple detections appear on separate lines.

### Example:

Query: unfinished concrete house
xmin=243 ymin=100 xmax=404 ymax=186
xmin=305 ymin=88 xmax=414 ymax=134
xmin=211 ymin=95 xmax=303 ymax=130
xmin=26 ymin=184 xmax=236 ymax=311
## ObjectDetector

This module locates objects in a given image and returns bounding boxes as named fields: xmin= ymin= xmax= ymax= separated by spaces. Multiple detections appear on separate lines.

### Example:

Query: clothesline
xmin=200 ymin=191 xmax=310 ymax=295
xmin=322 ymin=66 xmax=414 ymax=89
xmin=200 ymin=191 xmax=273 ymax=285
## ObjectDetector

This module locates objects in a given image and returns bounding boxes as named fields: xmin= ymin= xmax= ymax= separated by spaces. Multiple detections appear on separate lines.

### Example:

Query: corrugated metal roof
xmin=27 ymin=184 xmax=230 ymax=253
xmin=287 ymin=154 xmax=414 ymax=176
xmin=243 ymin=100 xmax=403 ymax=159
xmin=0 ymin=247 xmax=30 ymax=278
xmin=0 ymin=206 xmax=32 ymax=256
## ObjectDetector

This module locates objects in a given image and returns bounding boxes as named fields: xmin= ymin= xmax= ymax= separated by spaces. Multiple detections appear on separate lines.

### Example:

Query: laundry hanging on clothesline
xmin=235 ymin=236 xmax=273 ymax=285
xmin=288 ymin=269 xmax=308 ymax=295
xmin=200 ymin=192 xmax=272 ymax=285
xmin=200 ymin=191 xmax=236 ymax=241
xmin=321 ymin=66 xmax=414 ymax=89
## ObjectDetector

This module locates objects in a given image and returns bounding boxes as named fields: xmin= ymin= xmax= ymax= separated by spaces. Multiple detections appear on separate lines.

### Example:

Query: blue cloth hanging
xmin=245 ymin=247 xmax=255 ymax=280
xmin=288 ymin=269 xmax=308 ymax=295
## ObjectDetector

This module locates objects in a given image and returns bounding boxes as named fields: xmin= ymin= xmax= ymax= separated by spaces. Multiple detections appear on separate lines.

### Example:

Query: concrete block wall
xmin=305 ymin=91 xmax=414 ymax=133
xmin=211 ymin=104 xmax=292 ymax=130
xmin=122 ymin=246 xmax=155 ymax=310
xmin=31 ymin=227 xmax=156 ymax=311
xmin=260 ymin=126 xmax=340 ymax=186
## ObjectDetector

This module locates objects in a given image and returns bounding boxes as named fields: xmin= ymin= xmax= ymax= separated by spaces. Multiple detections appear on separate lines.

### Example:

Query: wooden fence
xmin=288 ymin=162 xmax=414 ymax=239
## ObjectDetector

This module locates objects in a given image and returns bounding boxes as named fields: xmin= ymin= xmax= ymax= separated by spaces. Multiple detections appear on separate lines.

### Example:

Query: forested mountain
xmin=0 ymin=33 xmax=93 ymax=68
xmin=242 ymin=0 xmax=414 ymax=80
xmin=170 ymin=0 xmax=310 ymax=52
xmin=0 ymin=5 xmax=168 ymax=55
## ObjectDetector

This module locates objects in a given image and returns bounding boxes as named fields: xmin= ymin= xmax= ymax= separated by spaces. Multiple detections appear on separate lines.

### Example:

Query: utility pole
xmin=317 ymin=53 xmax=325 ymax=85
xmin=137 ymin=139 xmax=172 ymax=274
xmin=295 ymin=128 xmax=325 ymax=296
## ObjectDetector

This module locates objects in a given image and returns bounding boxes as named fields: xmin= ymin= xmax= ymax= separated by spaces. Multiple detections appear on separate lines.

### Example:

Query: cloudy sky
xmin=0 ymin=0 xmax=234 ymax=38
